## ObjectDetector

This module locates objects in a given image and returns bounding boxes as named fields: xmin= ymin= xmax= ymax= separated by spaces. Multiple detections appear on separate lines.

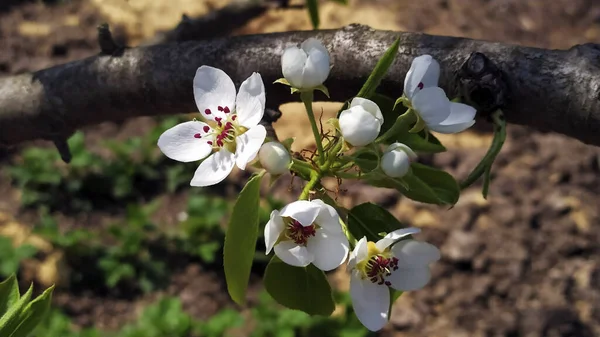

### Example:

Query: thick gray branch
xmin=1 ymin=24 xmax=599 ymax=147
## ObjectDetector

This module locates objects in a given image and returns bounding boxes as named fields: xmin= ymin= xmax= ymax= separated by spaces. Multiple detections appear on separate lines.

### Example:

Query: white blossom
xmin=258 ymin=141 xmax=291 ymax=175
xmin=381 ymin=143 xmax=417 ymax=178
xmin=348 ymin=228 xmax=440 ymax=331
xmin=158 ymin=66 xmax=266 ymax=186
xmin=264 ymin=200 xmax=349 ymax=271
xmin=281 ymin=38 xmax=330 ymax=89
xmin=339 ymin=97 xmax=384 ymax=147
xmin=404 ymin=55 xmax=476 ymax=134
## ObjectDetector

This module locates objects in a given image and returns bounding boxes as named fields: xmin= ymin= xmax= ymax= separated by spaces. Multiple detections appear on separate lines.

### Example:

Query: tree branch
xmin=1 ymin=24 xmax=599 ymax=148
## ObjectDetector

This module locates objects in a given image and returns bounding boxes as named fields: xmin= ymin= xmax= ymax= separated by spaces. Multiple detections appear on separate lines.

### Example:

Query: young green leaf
xmin=347 ymin=203 xmax=406 ymax=242
xmin=356 ymin=38 xmax=400 ymax=99
xmin=0 ymin=275 xmax=19 ymax=317
xmin=223 ymin=172 xmax=264 ymax=305
xmin=263 ymin=256 xmax=335 ymax=316
xmin=306 ymin=0 xmax=320 ymax=29
xmin=403 ymin=163 xmax=460 ymax=205
xmin=0 ymin=284 xmax=33 ymax=337
xmin=10 ymin=285 xmax=54 ymax=337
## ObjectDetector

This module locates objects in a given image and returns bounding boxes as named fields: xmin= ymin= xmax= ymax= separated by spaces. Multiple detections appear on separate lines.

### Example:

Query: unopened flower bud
xmin=258 ymin=142 xmax=291 ymax=175
xmin=339 ymin=97 xmax=384 ymax=147
xmin=281 ymin=38 xmax=330 ymax=89
xmin=381 ymin=143 xmax=417 ymax=178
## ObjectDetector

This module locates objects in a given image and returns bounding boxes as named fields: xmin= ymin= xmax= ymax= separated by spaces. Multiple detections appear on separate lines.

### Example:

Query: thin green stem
xmin=299 ymin=171 xmax=321 ymax=200
xmin=375 ymin=109 xmax=417 ymax=144
xmin=300 ymin=91 xmax=325 ymax=165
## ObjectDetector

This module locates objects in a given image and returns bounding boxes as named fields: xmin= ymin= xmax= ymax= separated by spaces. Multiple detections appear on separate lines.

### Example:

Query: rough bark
xmin=1 ymin=24 xmax=599 ymax=148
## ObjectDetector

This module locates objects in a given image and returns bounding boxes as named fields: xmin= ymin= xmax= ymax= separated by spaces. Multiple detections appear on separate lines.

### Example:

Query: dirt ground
xmin=1 ymin=0 xmax=600 ymax=336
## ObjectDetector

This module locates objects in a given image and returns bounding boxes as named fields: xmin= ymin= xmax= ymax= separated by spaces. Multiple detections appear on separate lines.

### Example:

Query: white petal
xmin=301 ymin=45 xmax=330 ymax=88
xmin=264 ymin=210 xmax=284 ymax=254
xmin=281 ymin=46 xmax=307 ymax=88
xmin=194 ymin=66 xmax=236 ymax=121
xmin=411 ymin=87 xmax=451 ymax=125
xmin=190 ymin=149 xmax=235 ymax=187
xmin=308 ymin=231 xmax=349 ymax=271
xmin=258 ymin=142 xmax=291 ymax=175
xmin=429 ymin=102 xmax=477 ymax=134
xmin=403 ymin=55 xmax=440 ymax=99
xmin=348 ymin=237 xmax=368 ymax=270
xmin=279 ymin=200 xmax=320 ymax=226
xmin=339 ymin=106 xmax=382 ymax=147
xmin=350 ymin=273 xmax=390 ymax=331
xmin=375 ymin=227 xmax=421 ymax=252
xmin=301 ymin=38 xmax=329 ymax=56
xmin=235 ymin=125 xmax=266 ymax=170
xmin=391 ymin=240 xmax=441 ymax=267
xmin=311 ymin=199 xmax=343 ymax=235
xmin=236 ymin=75 xmax=265 ymax=128
xmin=157 ymin=121 xmax=214 ymax=162
xmin=385 ymin=142 xmax=417 ymax=161
xmin=386 ymin=267 xmax=431 ymax=291
xmin=274 ymin=241 xmax=314 ymax=267
xmin=350 ymin=97 xmax=384 ymax=122
xmin=381 ymin=149 xmax=411 ymax=178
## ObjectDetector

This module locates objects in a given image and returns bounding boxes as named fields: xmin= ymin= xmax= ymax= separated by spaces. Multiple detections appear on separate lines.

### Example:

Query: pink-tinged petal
xmin=282 ymin=46 xmax=307 ymax=88
xmin=348 ymin=237 xmax=368 ymax=270
xmin=279 ymin=200 xmax=320 ymax=226
xmin=350 ymin=97 xmax=384 ymax=122
xmin=308 ymin=231 xmax=349 ymax=271
xmin=386 ymin=266 xmax=431 ymax=291
xmin=264 ymin=210 xmax=284 ymax=254
xmin=236 ymin=74 xmax=265 ymax=128
xmin=411 ymin=87 xmax=451 ymax=125
xmin=311 ymin=199 xmax=343 ymax=235
xmin=429 ymin=102 xmax=476 ymax=134
xmin=274 ymin=241 xmax=314 ymax=267
xmin=375 ymin=227 xmax=421 ymax=252
xmin=391 ymin=240 xmax=441 ymax=267
xmin=403 ymin=55 xmax=440 ymax=99
xmin=235 ymin=125 xmax=266 ymax=170
xmin=194 ymin=66 xmax=236 ymax=121
xmin=350 ymin=273 xmax=390 ymax=331
xmin=157 ymin=121 xmax=214 ymax=162
xmin=190 ymin=149 xmax=235 ymax=187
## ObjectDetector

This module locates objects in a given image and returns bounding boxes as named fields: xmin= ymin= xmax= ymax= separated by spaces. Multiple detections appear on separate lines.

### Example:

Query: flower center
xmin=356 ymin=242 xmax=398 ymax=286
xmin=193 ymin=106 xmax=246 ymax=153
xmin=284 ymin=219 xmax=316 ymax=246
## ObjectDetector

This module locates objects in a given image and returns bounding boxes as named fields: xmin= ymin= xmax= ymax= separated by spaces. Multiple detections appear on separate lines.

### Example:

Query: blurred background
xmin=1 ymin=0 xmax=600 ymax=336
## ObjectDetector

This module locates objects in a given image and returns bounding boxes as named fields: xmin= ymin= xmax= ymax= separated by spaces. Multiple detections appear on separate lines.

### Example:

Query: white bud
xmin=258 ymin=142 xmax=291 ymax=175
xmin=339 ymin=97 xmax=384 ymax=147
xmin=381 ymin=143 xmax=417 ymax=178
xmin=281 ymin=38 xmax=330 ymax=89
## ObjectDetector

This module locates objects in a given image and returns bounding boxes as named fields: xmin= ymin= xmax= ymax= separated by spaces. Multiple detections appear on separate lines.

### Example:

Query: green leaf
xmin=388 ymin=288 xmax=403 ymax=315
xmin=0 ymin=284 xmax=32 ymax=337
xmin=347 ymin=203 xmax=405 ymax=242
xmin=10 ymin=285 xmax=54 ymax=337
xmin=329 ymin=0 xmax=348 ymax=4
xmin=0 ymin=275 xmax=19 ymax=317
xmin=402 ymin=163 xmax=460 ymax=205
xmin=355 ymin=38 xmax=400 ymax=99
xmin=223 ymin=172 xmax=264 ymax=305
xmin=263 ymin=256 xmax=335 ymax=316
xmin=306 ymin=0 xmax=320 ymax=29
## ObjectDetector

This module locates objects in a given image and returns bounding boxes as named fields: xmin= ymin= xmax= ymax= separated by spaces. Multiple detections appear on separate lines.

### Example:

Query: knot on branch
xmin=456 ymin=52 xmax=509 ymax=116
xmin=97 ymin=23 xmax=124 ymax=56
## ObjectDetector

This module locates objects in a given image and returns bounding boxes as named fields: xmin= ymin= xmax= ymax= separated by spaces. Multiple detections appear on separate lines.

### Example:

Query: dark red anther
xmin=417 ymin=82 xmax=424 ymax=90
xmin=223 ymin=106 xmax=230 ymax=113
xmin=205 ymin=109 xmax=212 ymax=115
xmin=232 ymin=115 xmax=237 ymax=121
xmin=203 ymin=126 xmax=210 ymax=133
xmin=193 ymin=133 xmax=202 ymax=139
xmin=384 ymin=281 xmax=391 ymax=286
xmin=207 ymin=141 xmax=213 ymax=145
xmin=218 ymin=106 xmax=224 ymax=111
xmin=217 ymin=140 xmax=224 ymax=147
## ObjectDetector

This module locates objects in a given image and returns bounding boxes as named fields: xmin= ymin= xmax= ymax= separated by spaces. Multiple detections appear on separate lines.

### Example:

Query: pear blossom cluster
xmin=156 ymin=37 xmax=478 ymax=331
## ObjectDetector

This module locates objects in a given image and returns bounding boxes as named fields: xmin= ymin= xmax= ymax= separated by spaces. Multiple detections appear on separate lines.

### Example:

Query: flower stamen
xmin=285 ymin=219 xmax=316 ymax=245
xmin=364 ymin=254 xmax=399 ymax=286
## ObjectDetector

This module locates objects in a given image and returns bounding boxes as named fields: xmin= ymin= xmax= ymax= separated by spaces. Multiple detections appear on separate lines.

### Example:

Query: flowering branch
xmin=1 ymin=24 xmax=600 ymax=149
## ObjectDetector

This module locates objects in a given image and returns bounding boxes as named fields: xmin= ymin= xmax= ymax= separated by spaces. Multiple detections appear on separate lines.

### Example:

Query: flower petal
xmin=194 ymin=66 xmax=236 ymax=121
xmin=311 ymin=199 xmax=343 ymax=235
xmin=264 ymin=210 xmax=284 ymax=254
xmin=350 ymin=273 xmax=390 ymax=331
xmin=308 ymin=231 xmax=349 ymax=271
xmin=300 ymin=38 xmax=330 ymax=88
xmin=190 ymin=149 xmax=235 ymax=187
xmin=391 ymin=240 xmax=441 ymax=267
xmin=157 ymin=121 xmax=214 ymax=162
xmin=236 ymin=74 xmax=265 ymax=128
xmin=235 ymin=125 xmax=266 ymax=170
xmin=381 ymin=149 xmax=411 ymax=178
xmin=386 ymin=266 xmax=431 ymax=291
xmin=281 ymin=46 xmax=307 ymax=88
xmin=375 ymin=227 xmax=421 ymax=252
xmin=403 ymin=55 xmax=440 ymax=99
xmin=385 ymin=142 xmax=417 ymax=161
xmin=339 ymin=106 xmax=382 ymax=147
xmin=350 ymin=97 xmax=384 ymax=122
xmin=411 ymin=87 xmax=451 ymax=125
xmin=429 ymin=102 xmax=477 ymax=134
xmin=279 ymin=200 xmax=321 ymax=226
xmin=274 ymin=241 xmax=314 ymax=267
xmin=348 ymin=237 xmax=368 ymax=269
